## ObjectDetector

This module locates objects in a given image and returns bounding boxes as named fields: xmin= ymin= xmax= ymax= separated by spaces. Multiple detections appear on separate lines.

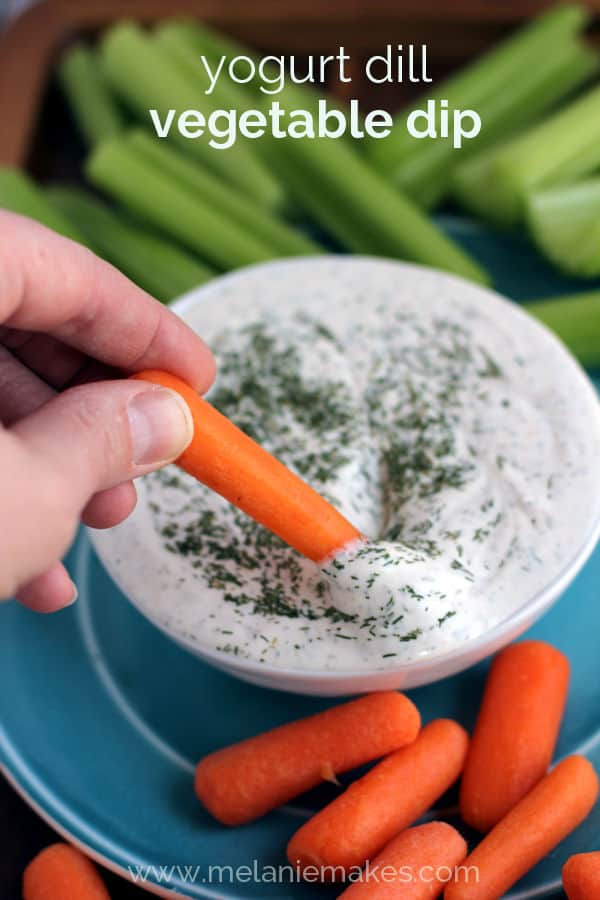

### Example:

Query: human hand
xmin=0 ymin=212 xmax=215 ymax=612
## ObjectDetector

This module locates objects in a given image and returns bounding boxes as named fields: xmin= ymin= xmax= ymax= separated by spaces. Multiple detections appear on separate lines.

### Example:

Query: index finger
xmin=0 ymin=211 xmax=215 ymax=392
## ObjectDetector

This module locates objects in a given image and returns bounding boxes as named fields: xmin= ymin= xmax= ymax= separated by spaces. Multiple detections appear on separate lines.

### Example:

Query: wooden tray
xmin=1 ymin=0 xmax=600 ymax=170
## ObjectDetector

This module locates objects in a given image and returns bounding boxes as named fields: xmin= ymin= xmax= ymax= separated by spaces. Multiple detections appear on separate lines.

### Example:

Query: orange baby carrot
xmin=287 ymin=718 xmax=469 ymax=878
xmin=460 ymin=640 xmax=569 ymax=833
xmin=23 ymin=844 xmax=110 ymax=900
xmin=337 ymin=822 xmax=468 ymax=899
xmin=445 ymin=755 xmax=599 ymax=900
xmin=132 ymin=370 xmax=362 ymax=562
xmin=195 ymin=691 xmax=420 ymax=826
xmin=562 ymin=852 xmax=600 ymax=900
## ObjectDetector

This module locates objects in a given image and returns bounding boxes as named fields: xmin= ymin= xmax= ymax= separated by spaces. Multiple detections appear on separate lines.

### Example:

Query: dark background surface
xmin=2 ymin=777 xmax=147 ymax=898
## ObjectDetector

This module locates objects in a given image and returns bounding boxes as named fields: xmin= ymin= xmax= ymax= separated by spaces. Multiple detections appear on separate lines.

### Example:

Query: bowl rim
xmin=92 ymin=255 xmax=600 ymax=683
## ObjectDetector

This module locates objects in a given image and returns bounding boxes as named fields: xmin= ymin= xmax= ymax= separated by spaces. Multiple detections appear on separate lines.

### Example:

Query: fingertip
xmin=159 ymin=311 xmax=216 ymax=395
xmin=166 ymin=334 xmax=216 ymax=396
xmin=195 ymin=342 xmax=217 ymax=395
xmin=82 ymin=481 xmax=137 ymax=529
xmin=15 ymin=563 xmax=77 ymax=614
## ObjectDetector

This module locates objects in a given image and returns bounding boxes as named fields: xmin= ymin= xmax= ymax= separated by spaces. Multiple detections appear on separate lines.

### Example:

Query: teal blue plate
xmin=1 ymin=219 xmax=599 ymax=898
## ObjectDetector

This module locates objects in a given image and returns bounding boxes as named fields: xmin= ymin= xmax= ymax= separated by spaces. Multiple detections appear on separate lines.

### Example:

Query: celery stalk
xmin=262 ymin=137 xmax=376 ymax=253
xmin=451 ymin=37 xmax=600 ymax=229
xmin=169 ymin=19 xmax=350 ymax=222
xmin=490 ymin=83 xmax=600 ymax=226
xmin=99 ymin=22 xmax=285 ymax=212
xmin=526 ymin=291 xmax=600 ymax=368
xmin=395 ymin=36 xmax=598 ymax=209
xmin=154 ymin=21 xmax=301 ymax=208
xmin=47 ymin=186 xmax=213 ymax=302
xmin=527 ymin=179 xmax=600 ymax=278
xmin=86 ymin=138 xmax=281 ymax=270
xmin=451 ymin=141 xmax=516 ymax=229
xmin=153 ymin=22 xmax=300 ymax=218
xmin=0 ymin=168 xmax=83 ymax=241
xmin=163 ymin=15 xmax=351 ymax=214
xmin=367 ymin=4 xmax=590 ymax=177
xmin=58 ymin=43 xmax=125 ymax=147
xmin=169 ymin=19 xmax=259 ymax=84
xmin=126 ymin=130 xmax=321 ymax=257
xmin=264 ymin=135 xmax=489 ymax=284
xmin=155 ymin=22 xmax=252 ymax=112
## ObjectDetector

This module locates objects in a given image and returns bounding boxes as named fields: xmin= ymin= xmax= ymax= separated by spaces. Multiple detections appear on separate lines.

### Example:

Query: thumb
xmin=13 ymin=378 xmax=194 ymax=490
xmin=1 ymin=379 xmax=193 ymax=597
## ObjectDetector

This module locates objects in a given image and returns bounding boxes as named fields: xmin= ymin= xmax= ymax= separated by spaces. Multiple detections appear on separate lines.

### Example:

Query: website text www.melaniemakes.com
xmin=127 ymin=860 xmax=480 ymax=886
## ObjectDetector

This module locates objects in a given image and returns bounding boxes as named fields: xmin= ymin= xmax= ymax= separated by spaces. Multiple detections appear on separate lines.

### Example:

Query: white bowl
xmin=89 ymin=257 xmax=600 ymax=695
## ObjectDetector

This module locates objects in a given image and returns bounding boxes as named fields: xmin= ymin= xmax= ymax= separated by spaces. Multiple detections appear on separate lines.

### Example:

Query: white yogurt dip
xmin=91 ymin=258 xmax=600 ymax=671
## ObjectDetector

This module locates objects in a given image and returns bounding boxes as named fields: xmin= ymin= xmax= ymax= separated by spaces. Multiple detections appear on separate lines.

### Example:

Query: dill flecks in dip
xmin=91 ymin=259 xmax=600 ymax=670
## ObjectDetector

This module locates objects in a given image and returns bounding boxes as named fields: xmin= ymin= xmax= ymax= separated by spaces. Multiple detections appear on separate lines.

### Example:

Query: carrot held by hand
xmin=287 ymin=718 xmax=468 ymax=878
xmin=460 ymin=640 xmax=569 ymax=832
xmin=337 ymin=822 xmax=468 ymax=899
xmin=132 ymin=370 xmax=362 ymax=562
xmin=195 ymin=691 xmax=420 ymax=825
xmin=445 ymin=755 xmax=599 ymax=900
xmin=23 ymin=844 xmax=111 ymax=900
xmin=563 ymin=851 xmax=600 ymax=899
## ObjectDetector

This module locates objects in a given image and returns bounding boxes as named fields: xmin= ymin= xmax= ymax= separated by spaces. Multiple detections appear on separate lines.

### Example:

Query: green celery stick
xmin=169 ymin=19 xmax=259 ymax=87
xmin=527 ymin=179 xmax=600 ymax=278
xmin=263 ymin=134 xmax=489 ymax=284
xmin=0 ymin=168 xmax=83 ymax=241
xmin=452 ymin=141 xmax=516 ymax=229
xmin=86 ymin=137 xmax=281 ymax=270
xmin=47 ymin=185 xmax=213 ymax=302
xmin=451 ymin=38 xmax=600 ymax=228
xmin=126 ymin=130 xmax=321 ymax=257
xmin=261 ymin=136 xmax=375 ymax=253
xmin=169 ymin=19 xmax=351 ymax=220
xmin=173 ymin=21 xmax=351 ymax=220
xmin=154 ymin=20 xmax=300 ymax=214
xmin=99 ymin=22 xmax=284 ymax=212
xmin=155 ymin=22 xmax=252 ymax=112
xmin=367 ymin=4 xmax=590 ymax=177
xmin=58 ymin=43 xmax=125 ymax=147
xmin=394 ymin=36 xmax=598 ymax=209
xmin=491 ymin=82 xmax=600 ymax=226
xmin=526 ymin=291 xmax=600 ymax=368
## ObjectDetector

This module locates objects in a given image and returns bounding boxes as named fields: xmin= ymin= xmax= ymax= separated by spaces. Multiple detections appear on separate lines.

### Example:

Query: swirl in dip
xmin=91 ymin=258 xmax=600 ymax=671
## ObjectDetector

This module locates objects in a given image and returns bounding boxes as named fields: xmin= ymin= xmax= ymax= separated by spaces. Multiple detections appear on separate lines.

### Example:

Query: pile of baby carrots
xmin=22 ymin=640 xmax=600 ymax=899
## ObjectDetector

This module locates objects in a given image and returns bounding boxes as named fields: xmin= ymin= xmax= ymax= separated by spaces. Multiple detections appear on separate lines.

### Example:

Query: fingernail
xmin=65 ymin=580 xmax=78 ymax=607
xmin=128 ymin=387 xmax=194 ymax=466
